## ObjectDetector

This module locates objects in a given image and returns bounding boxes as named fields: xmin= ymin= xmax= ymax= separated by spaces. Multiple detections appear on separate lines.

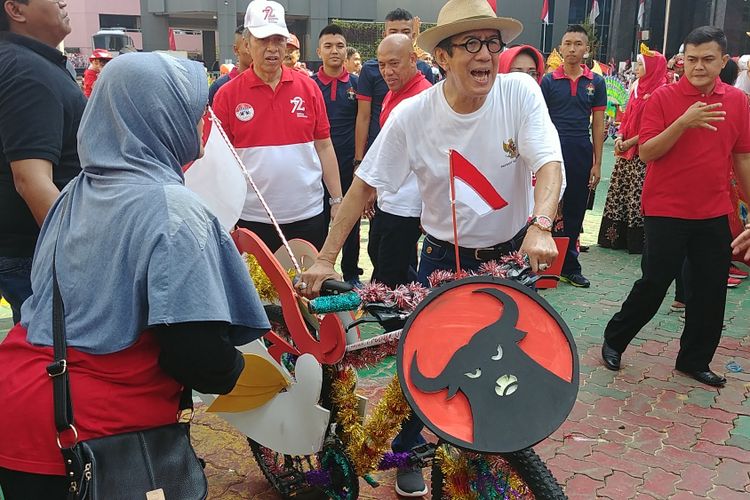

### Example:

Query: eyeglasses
xmin=451 ymin=37 xmax=504 ymax=54
xmin=510 ymin=69 xmax=540 ymax=79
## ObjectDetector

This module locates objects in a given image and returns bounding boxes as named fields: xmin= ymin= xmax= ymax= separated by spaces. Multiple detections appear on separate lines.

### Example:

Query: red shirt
xmin=212 ymin=64 xmax=330 ymax=149
xmin=0 ymin=325 xmax=182 ymax=475
xmin=379 ymin=71 xmax=431 ymax=128
xmin=211 ymin=65 xmax=331 ymax=222
xmin=82 ymin=68 xmax=98 ymax=98
xmin=640 ymin=77 xmax=750 ymax=219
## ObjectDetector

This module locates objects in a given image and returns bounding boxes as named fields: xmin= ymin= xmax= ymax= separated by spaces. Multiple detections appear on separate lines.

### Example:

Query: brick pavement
xmin=2 ymin=143 xmax=749 ymax=498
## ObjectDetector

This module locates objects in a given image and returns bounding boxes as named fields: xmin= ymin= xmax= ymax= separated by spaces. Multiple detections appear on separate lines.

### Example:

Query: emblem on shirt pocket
xmin=346 ymin=87 xmax=356 ymax=101
xmin=586 ymin=83 xmax=595 ymax=96
xmin=290 ymin=96 xmax=308 ymax=118
xmin=235 ymin=103 xmax=254 ymax=122
xmin=503 ymin=138 xmax=519 ymax=159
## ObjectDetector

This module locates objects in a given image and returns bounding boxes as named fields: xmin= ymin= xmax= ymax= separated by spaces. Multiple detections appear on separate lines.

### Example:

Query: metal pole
xmin=662 ymin=0 xmax=671 ymax=54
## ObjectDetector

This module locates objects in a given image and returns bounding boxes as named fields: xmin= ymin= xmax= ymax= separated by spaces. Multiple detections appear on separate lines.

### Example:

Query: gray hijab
xmin=21 ymin=53 xmax=270 ymax=353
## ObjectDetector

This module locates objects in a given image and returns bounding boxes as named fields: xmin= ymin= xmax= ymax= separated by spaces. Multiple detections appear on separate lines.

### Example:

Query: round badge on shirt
xmin=235 ymin=103 xmax=254 ymax=122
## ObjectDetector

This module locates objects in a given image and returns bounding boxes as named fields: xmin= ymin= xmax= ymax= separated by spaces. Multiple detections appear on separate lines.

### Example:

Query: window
xmin=99 ymin=14 xmax=140 ymax=32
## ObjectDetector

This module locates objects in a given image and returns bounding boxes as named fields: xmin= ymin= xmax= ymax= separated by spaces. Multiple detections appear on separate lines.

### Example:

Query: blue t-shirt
xmin=312 ymin=70 xmax=358 ymax=172
xmin=357 ymin=58 xmax=434 ymax=150
xmin=541 ymin=65 xmax=607 ymax=139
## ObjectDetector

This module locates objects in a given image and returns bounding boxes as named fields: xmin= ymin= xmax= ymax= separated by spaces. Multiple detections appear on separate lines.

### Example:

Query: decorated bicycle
xmin=188 ymin=86 xmax=578 ymax=496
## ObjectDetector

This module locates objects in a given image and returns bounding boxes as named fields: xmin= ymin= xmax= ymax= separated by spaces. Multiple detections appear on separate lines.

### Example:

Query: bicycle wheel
xmin=249 ymin=437 xmax=358 ymax=500
xmin=430 ymin=441 xmax=566 ymax=500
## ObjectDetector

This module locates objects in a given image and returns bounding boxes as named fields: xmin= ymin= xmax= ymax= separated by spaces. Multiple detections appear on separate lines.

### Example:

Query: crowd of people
xmin=0 ymin=0 xmax=749 ymax=497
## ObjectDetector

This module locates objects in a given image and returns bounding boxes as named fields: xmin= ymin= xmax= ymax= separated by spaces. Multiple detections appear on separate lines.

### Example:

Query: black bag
xmin=48 ymin=245 xmax=207 ymax=499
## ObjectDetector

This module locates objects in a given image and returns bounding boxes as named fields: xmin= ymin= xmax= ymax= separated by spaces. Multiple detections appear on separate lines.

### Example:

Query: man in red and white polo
xmin=213 ymin=0 xmax=343 ymax=250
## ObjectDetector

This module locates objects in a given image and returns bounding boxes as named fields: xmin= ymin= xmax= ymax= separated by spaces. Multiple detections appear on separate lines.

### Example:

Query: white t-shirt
xmin=377 ymin=173 xmax=421 ymax=217
xmin=356 ymin=73 xmax=564 ymax=248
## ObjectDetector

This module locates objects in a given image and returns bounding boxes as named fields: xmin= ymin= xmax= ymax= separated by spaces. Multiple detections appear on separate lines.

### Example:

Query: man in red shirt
xmin=602 ymin=27 xmax=750 ymax=387
xmin=212 ymin=0 xmax=343 ymax=251
xmin=367 ymin=33 xmax=431 ymax=289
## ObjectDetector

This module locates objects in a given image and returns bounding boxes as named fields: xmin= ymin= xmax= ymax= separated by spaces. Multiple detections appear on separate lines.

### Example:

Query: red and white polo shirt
xmin=213 ymin=65 xmax=331 ymax=223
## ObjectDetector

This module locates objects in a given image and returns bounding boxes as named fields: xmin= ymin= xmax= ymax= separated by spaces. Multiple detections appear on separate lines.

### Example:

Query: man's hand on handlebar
xmin=520 ymin=226 xmax=558 ymax=273
xmin=297 ymin=259 xmax=340 ymax=298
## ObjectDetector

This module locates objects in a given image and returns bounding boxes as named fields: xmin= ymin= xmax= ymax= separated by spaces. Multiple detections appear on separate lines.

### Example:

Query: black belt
xmin=425 ymin=226 xmax=528 ymax=262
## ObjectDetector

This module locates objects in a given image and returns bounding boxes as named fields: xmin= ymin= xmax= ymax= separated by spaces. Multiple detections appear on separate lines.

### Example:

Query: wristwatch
xmin=329 ymin=196 xmax=343 ymax=206
xmin=353 ymin=159 xmax=362 ymax=168
xmin=530 ymin=215 xmax=553 ymax=232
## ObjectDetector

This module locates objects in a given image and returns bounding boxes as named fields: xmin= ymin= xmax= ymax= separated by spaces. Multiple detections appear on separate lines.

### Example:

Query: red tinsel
xmin=343 ymin=340 xmax=399 ymax=369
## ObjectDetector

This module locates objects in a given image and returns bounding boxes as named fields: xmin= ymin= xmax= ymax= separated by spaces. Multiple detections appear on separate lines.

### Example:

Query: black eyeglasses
xmin=451 ymin=37 xmax=504 ymax=54
xmin=510 ymin=69 xmax=540 ymax=79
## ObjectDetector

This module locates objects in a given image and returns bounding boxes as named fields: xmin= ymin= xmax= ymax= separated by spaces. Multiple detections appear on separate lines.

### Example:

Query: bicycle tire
xmin=430 ymin=442 xmax=566 ymax=500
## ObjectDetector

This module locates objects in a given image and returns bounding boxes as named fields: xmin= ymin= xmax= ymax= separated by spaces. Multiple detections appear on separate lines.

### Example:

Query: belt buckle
xmin=474 ymin=247 xmax=495 ymax=261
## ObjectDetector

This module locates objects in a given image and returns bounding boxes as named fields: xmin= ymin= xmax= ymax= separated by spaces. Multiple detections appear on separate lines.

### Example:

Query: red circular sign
xmin=397 ymin=277 xmax=579 ymax=453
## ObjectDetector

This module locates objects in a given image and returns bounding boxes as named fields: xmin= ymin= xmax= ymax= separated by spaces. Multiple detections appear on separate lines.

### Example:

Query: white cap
xmin=244 ymin=0 xmax=290 ymax=40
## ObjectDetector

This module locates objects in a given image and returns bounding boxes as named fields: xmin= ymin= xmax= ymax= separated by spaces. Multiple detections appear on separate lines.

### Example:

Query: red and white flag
xmin=589 ymin=0 xmax=600 ymax=24
xmin=184 ymin=115 xmax=247 ymax=231
xmin=168 ymin=28 xmax=177 ymax=51
xmin=450 ymin=150 xmax=508 ymax=216
xmin=485 ymin=0 xmax=497 ymax=13
xmin=637 ymin=0 xmax=645 ymax=27
xmin=541 ymin=0 xmax=550 ymax=25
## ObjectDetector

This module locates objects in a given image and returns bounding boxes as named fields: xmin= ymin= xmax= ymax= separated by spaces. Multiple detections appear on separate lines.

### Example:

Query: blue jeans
xmin=0 ymin=256 xmax=33 ymax=325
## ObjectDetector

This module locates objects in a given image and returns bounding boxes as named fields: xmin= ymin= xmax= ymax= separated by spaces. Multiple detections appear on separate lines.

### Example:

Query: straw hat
xmin=417 ymin=0 xmax=523 ymax=54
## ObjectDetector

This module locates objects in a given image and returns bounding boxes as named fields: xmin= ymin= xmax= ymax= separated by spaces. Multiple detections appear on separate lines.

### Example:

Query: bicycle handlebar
xmin=308 ymin=291 xmax=362 ymax=314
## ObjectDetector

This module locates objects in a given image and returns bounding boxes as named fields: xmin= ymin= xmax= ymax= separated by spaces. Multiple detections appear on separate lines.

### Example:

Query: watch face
xmin=533 ymin=217 xmax=552 ymax=230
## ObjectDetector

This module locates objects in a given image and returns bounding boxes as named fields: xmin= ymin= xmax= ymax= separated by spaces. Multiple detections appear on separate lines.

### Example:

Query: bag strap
xmin=47 ymin=232 xmax=77 ymax=438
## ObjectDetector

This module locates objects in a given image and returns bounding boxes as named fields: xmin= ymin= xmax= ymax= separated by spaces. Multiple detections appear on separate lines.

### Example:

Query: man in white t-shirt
xmin=299 ymin=0 xmax=563 ymax=496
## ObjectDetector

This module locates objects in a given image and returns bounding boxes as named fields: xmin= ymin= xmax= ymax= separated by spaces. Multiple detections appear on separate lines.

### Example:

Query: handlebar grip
xmin=320 ymin=279 xmax=354 ymax=295
xmin=308 ymin=291 xmax=361 ymax=314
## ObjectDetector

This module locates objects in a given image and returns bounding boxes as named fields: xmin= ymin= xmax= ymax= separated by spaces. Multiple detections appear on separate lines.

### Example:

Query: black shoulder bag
xmin=48 ymin=229 xmax=207 ymax=499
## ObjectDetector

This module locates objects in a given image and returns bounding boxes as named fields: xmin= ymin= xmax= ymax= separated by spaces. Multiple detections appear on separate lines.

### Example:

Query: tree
xmin=580 ymin=18 xmax=601 ymax=65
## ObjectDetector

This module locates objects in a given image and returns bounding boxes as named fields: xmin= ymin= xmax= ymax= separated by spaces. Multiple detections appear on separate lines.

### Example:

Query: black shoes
xmin=601 ymin=342 xmax=622 ymax=371
xmin=560 ymin=273 xmax=591 ymax=288
xmin=676 ymin=368 xmax=726 ymax=387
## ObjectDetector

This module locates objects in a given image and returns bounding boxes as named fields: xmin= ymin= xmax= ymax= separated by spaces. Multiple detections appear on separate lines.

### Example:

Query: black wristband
xmin=353 ymin=159 xmax=362 ymax=167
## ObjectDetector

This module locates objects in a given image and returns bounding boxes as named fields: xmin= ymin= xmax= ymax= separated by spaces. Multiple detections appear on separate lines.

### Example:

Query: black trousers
xmin=604 ymin=216 xmax=731 ymax=371
xmin=367 ymin=205 xmax=422 ymax=288
xmin=0 ymin=467 xmax=67 ymax=499
xmin=237 ymin=212 xmax=325 ymax=252
xmin=323 ymin=165 xmax=362 ymax=281
xmin=556 ymin=137 xmax=593 ymax=275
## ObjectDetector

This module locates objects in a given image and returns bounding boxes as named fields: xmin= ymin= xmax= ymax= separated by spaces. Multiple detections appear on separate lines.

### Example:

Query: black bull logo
xmin=410 ymin=287 xmax=576 ymax=452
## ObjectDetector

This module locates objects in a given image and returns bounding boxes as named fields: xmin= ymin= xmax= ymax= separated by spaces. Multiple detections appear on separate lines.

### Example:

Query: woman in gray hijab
xmin=0 ymin=53 xmax=269 ymax=498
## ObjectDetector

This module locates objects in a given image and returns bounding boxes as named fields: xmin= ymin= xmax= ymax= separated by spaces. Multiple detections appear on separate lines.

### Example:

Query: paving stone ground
xmin=2 ymin=143 xmax=749 ymax=498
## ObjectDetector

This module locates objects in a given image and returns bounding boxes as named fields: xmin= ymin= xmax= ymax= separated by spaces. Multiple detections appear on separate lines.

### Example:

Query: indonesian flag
xmin=541 ymin=0 xmax=550 ymax=25
xmin=184 ymin=114 xmax=247 ymax=231
xmin=450 ymin=150 xmax=508 ymax=216
xmin=589 ymin=0 xmax=600 ymax=24
xmin=637 ymin=0 xmax=645 ymax=27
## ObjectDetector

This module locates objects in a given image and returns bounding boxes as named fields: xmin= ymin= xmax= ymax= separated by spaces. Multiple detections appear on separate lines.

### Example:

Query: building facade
xmin=62 ymin=1 xmax=750 ymax=69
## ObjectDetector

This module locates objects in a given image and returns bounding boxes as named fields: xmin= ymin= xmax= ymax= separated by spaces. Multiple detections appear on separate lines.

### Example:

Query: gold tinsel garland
xmin=330 ymin=369 xmax=411 ymax=476
xmin=245 ymin=254 xmax=297 ymax=303
xmin=435 ymin=445 xmax=479 ymax=500
xmin=436 ymin=444 xmax=531 ymax=499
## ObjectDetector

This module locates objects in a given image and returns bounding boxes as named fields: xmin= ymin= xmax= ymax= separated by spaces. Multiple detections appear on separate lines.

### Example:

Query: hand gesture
xmin=679 ymin=102 xmax=725 ymax=132
xmin=732 ymin=227 xmax=750 ymax=262
xmin=296 ymin=259 xmax=340 ymax=298
xmin=520 ymin=227 xmax=558 ymax=273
